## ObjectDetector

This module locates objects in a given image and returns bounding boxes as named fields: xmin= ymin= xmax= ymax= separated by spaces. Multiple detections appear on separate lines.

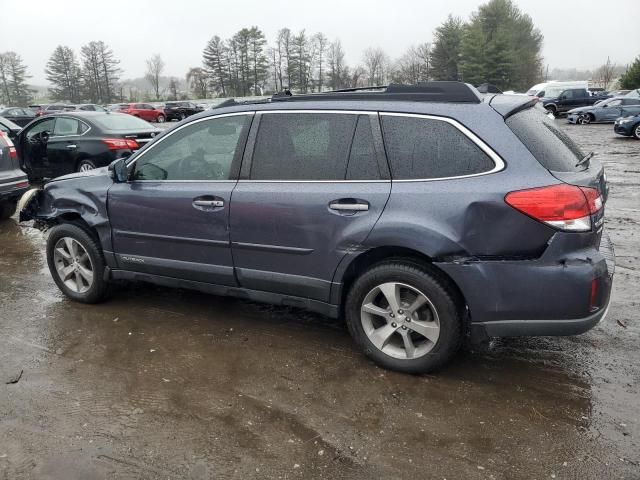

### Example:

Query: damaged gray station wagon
xmin=20 ymin=82 xmax=615 ymax=373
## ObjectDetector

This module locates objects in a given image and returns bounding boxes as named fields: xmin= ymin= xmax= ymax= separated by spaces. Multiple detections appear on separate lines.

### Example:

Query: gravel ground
xmin=0 ymin=121 xmax=638 ymax=479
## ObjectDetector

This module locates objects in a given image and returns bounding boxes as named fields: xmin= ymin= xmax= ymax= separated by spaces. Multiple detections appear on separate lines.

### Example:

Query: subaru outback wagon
xmin=20 ymin=82 xmax=615 ymax=373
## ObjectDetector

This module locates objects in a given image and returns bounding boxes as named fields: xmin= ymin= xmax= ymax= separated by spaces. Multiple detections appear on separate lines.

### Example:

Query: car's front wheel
xmin=157 ymin=114 xmax=165 ymax=123
xmin=345 ymin=261 xmax=463 ymax=374
xmin=634 ymin=124 xmax=640 ymax=139
xmin=46 ymin=223 xmax=109 ymax=303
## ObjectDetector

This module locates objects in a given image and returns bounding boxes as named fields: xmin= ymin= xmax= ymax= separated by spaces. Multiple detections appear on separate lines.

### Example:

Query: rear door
xmin=108 ymin=112 xmax=252 ymax=284
xmin=602 ymin=99 xmax=624 ymax=121
xmin=229 ymin=110 xmax=391 ymax=302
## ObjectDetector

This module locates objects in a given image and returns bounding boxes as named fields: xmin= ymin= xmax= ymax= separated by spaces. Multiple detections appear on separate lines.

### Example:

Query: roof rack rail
xmin=212 ymin=97 xmax=272 ymax=109
xmin=270 ymin=82 xmax=481 ymax=104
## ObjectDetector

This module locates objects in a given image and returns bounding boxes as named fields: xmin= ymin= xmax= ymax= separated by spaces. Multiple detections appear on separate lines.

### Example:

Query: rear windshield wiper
xmin=576 ymin=151 xmax=595 ymax=168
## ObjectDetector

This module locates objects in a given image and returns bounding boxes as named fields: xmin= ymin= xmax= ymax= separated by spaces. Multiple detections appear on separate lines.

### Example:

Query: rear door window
xmin=250 ymin=112 xmax=357 ymax=180
xmin=506 ymin=105 xmax=584 ymax=172
xmin=53 ymin=117 xmax=80 ymax=136
xmin=381 ymin=115 xmax=495 ymax=180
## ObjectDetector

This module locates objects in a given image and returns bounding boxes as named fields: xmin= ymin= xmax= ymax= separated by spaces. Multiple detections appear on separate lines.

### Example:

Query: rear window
xmin=506 ymin=106 xmax=584 ymax=172
xmin=381 ymin=115 xmax=495 ymax=180
xmin=91 ymin=113 xmax=155 ymax=132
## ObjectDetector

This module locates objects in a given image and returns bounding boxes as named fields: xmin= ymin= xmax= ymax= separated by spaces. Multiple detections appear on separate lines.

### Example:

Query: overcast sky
xmin=1 ymin=0 xmax=638 ymax=85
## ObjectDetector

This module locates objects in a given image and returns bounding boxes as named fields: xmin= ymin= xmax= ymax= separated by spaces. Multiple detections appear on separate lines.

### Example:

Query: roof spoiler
xmin=486 ymin=94 xmax=539 ymax=118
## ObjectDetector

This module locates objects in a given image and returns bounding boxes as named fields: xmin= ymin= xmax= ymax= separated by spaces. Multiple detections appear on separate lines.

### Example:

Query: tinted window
xmin=346 ymin=115 xmax=382 ymax=180
xmin=381 ymin=115 xmax=495 ymax=180
xmin=53 ymin=117 xmax=80 ymax=136
xmin=251 ymin=113 xmax=356 ymax=180
xmin=506 ymin=105 xmax=584 ymax=172
xmin=132 ymin=115 xmax=250 ymax=181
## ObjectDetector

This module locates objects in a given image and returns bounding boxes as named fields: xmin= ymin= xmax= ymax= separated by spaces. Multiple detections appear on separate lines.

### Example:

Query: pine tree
xmin=81 ymin=41 xmax=121 ymax=103
xmin=45 ymin=46 xmax=83 ymax=103
xmin=619 ymin=56 xmax=640 ymax=90
xmin=430 ymin=16 xmax=465 ymax=81
xmin=203 ymin=36 xmax=228 ymax=97
xmin=0 ymin=52 xmax=32 ymax=106
xmin=460 ymin=0 xmax=542 ymax=90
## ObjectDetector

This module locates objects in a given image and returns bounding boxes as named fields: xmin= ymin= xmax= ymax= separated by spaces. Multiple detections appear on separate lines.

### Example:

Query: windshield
xmin=91 ymin=113 xmax=156 ymax=132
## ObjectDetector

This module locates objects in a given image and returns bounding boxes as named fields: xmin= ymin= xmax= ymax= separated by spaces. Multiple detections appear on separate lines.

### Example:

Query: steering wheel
xmin=179 ymin=150 xmax=225 ymax=180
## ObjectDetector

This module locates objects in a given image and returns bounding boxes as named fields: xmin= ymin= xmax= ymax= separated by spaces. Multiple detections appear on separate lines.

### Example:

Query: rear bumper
xmin=471 ymin=285 xmax=611 ymax=337
xmin=437 ymin=231 xmax=615 ymax=338
xmin=0 ymin=177 xmax=29 ymax=202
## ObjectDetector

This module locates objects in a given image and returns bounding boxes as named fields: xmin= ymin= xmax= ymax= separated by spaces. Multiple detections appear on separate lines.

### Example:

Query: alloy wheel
xmin=78 ymin=162 xmax=94 ymax=172
xmin=157 ymin=115 xmax=165 ymax=123
xmin=53 ymin=237 xmax=94 ymax=293
xmin=360 ymin=282 xmax=440 ymax=360
xmin=635 ymin=125 xmax=640 ymax=139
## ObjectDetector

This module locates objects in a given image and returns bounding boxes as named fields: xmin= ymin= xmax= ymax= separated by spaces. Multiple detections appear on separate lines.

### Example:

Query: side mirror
xmin=601 ymin=104 xmax=608 ymax=108
xmin=109 ymin=158 xmax=128 ymax=183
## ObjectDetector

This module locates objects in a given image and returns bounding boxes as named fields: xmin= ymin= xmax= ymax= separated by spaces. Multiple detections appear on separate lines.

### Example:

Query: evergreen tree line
xmin=2 ymin=0 xmax=639 ymax=107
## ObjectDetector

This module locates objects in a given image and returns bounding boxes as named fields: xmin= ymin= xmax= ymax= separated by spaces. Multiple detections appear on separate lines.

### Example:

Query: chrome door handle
xmin=193 ymin=199 xmax=224 ymax=207
xmin=329 ymin=202 xmax=369 ymax=211
xmin=66 ymin=144 xmax=77 ymax=149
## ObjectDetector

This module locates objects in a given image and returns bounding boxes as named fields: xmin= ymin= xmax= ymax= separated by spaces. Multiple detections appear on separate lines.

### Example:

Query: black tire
xmin=46 ymin=223 xmax=109 ymax=303
xmin=77 ymin=159 xmax=96 ymax=172
xmin=345 ymin=261 xmax=463 ymax=374
xmin=546 ymin=105 xmax=557 ymax=117
xmin=0 ymin=200 xmax=17 ymax=220
xmin=634 ymin=124 xmax=640 ymax=140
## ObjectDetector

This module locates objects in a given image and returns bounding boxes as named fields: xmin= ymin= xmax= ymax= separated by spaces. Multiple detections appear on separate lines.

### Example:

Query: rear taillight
xmin=8 ymin=147 xmax=17 ymax=159
xmin=0 ymin=132 xmax=17 ymax=159
xmin=102 ymin=138 xmax=139 ymax=150
xmin=505 ymin=184 xmax=603 ymax=232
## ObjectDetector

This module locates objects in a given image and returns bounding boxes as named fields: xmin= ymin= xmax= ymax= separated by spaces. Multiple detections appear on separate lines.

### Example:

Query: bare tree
xmin=145 ymin=54 xmax=165 ymax=100
xmin=593 ymin=57 xmax=616 ymax=89
xmin=392 ymin=43 xmax=431 ymax=84
xmin=313 ymin=33 xmax=328 ymax=92
xmin=327 ymin=39 xmax=346 ymax=90
xmin=363 ymin=47 xmax=389 ymax=86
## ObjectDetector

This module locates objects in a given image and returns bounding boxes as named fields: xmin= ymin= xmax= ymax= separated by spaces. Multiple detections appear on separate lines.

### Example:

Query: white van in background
xmin=526 ymin=81 xmax=589 ymax=97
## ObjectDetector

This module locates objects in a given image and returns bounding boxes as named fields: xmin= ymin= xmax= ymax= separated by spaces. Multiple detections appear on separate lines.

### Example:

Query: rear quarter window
xmin=381 ymin=115 xmax=495 ymax=180
xmin=506 ymin=106 xmax=584 ymax=172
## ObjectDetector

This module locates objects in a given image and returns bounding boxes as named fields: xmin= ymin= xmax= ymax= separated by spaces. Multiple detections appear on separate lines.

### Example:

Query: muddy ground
xmin=0 ymin=122 xmax=638 ymax=479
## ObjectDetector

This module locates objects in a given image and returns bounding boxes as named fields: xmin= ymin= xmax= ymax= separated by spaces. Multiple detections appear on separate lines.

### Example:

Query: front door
xmin=108 ymin=113 xmax=253 ymax=285
xmin=19 ymin=117 xmax=55 ymax=179
xmin=230 ymin=111 xmax=391 ymax=302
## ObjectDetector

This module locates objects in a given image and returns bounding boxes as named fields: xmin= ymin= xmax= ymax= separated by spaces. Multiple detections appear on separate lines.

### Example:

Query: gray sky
xmin=1 ymin=0 xmax=638 ymax=85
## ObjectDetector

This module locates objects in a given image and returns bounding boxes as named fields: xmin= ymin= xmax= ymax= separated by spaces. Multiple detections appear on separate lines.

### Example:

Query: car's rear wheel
xmin=157 ymin=114 xmax=165 ymax=123
xmin=0 ymin=200 xmax=17 ymax=220
xmin=546 ymin=105 xmax=557 ymax=117
xmin=345 ymin=261 xmax=463 ymax=374
xmin=77 ymin=159 xmax=96 ymax=172
xmin=634 ymin=124 xmax=640 ymax=139
xmin=46 ymin=223 xmax=109 ymax=303
xmin=179 ymin=112 xmax=186 ymax=121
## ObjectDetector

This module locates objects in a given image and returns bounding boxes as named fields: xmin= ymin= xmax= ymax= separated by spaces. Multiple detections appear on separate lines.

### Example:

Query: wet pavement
xmin=1 ymin=122 xmax=638 ymax=479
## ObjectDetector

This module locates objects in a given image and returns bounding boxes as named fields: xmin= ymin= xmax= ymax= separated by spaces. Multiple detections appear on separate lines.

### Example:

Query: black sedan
xmin=0 ymin=116 xmax=22 ymax=141
xmin=614 ymin=113 xmax=640 ymax=139
xmin=15 ymin=112 xmax=162 ymax=181
xmin=0 ymin=107 xmax=35 ymax=127
xmin=164 ymin=101 xmax=203 ymax=121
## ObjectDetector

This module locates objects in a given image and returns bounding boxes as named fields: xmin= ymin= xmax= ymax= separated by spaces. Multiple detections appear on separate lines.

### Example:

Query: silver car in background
xmin=567 ymin=97 xmax=640 ymax=124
